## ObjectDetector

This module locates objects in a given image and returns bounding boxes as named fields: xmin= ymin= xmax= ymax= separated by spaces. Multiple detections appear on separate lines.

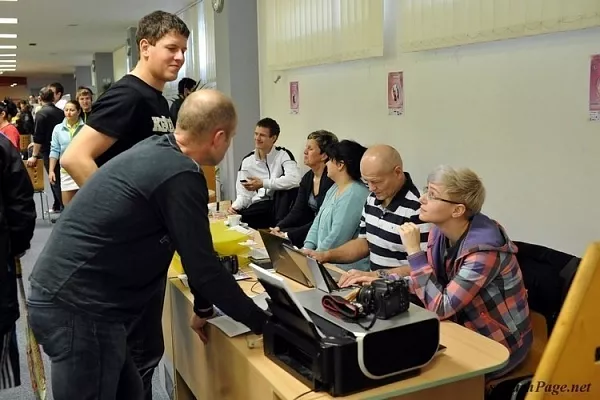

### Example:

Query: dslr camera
xmin=356 ymin=278 xmax=410 ymax=319
xmin=215 ymin=253 xmax=239 ymax=275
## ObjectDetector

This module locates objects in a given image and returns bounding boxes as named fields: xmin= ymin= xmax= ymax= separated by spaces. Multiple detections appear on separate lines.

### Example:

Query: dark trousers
xmin=127 ymin=284 xmax=166 ymax=400
xmin=28 ymin=285 xmax=166 ymax=400
xmin=239 ymin=200 xmax=274 ymax=229
xmin=41 ymin=152 xmax=63 ymax=211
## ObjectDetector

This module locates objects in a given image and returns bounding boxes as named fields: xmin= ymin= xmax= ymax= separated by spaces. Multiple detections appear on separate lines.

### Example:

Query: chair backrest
xmin=514 ymin=241 xmax=580 ymax=334
xmin=22 ymin=159 xmax=44 ymax=192
xmin=273 ymin=187 xmax=299 ymax=223
xmin=526 ymin=242 xmax=600 ymax=399
xmin=19 ymin=134 xmax=31 ymax=152
xmin=200 ymin=165 xmax=216 ymax=192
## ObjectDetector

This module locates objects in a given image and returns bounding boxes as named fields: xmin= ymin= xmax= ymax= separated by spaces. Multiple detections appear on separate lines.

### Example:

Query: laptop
xmin=281 ymin=243 xmax=352 ymax=294
xmin=258 ymin=230 xmax=314 ymax=287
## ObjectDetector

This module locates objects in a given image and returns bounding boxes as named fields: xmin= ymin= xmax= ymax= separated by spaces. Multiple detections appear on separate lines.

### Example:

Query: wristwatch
xmin=376 ymin=269 xmax=390 ymax=279
xmin=31 ymin=154 xmax=40 ymax=159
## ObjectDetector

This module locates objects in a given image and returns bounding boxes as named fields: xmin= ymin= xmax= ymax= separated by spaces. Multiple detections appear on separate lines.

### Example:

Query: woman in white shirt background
xmin=48 ymin=101 xmax=85 ymax=206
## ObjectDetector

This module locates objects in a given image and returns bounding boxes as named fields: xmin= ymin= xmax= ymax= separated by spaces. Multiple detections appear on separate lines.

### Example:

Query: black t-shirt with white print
xmin=87 ymin=74 xmax=174 ymax=167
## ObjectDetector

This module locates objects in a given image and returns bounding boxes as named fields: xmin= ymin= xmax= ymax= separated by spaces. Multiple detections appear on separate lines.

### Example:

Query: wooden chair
xmin=19 ymin=134 xmax=31 ymax=154
xmin=201 ymin=165 xmax=217 ymax=202
xmin=22 ymin=159 xmax=50 ymax=221
xmin=523 ymin=242 xmax=600 ymax=399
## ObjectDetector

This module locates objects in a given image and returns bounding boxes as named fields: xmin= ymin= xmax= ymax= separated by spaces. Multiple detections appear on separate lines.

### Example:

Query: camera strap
xmin=321 ymin=294 xmax=364 ymax=320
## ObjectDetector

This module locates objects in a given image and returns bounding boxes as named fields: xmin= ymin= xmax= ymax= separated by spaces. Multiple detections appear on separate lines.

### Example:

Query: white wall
xmin=258 ymin=4 xmax=600 ymax=256
xmin=113 ymin=45 xmax=128 ymax=82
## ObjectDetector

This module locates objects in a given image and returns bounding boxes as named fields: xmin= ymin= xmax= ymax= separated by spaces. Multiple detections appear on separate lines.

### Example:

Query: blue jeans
xmin=27 ymin=287 xmax=144 ymax=400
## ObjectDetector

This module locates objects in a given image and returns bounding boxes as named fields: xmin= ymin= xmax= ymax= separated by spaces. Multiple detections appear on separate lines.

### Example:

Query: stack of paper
xmin=208 ymin=292 xmax=270 ymax=337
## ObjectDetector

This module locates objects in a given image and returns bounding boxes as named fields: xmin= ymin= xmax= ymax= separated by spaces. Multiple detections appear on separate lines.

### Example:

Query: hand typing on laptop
xmin=338 ymin=269 xmax=378 ymax=288
xmin=301 ymin=248 xmax=328 ymax=263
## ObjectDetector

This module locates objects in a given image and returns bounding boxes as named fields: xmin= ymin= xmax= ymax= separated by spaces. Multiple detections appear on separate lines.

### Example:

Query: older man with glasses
xmin=306 ymin=144 xmax=430 ymax=281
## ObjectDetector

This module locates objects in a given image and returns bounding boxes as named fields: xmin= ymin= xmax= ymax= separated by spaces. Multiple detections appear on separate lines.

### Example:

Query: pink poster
xmin=388 ymin=72 xmax=404 ymax=116
xmin=589 ymin=55 xmax=600 ymax=121
xmin=290 ymin=81 xmax=299 ymax=114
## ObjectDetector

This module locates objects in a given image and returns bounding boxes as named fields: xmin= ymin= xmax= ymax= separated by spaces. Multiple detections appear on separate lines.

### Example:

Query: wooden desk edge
xmin=166 ymin=269 xmax=510 ymax=399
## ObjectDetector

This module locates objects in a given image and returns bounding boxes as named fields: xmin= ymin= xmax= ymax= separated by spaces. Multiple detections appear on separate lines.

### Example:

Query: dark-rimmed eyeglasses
xmin=421 ymin=187 xmax=462 ymax=205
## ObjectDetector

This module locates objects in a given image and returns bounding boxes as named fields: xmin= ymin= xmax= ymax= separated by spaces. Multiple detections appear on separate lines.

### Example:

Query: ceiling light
xmin=0 ymin=53 xmax=15 ymax=57
xmin=0 ymin=60 xmax=16 ymax=63
xmin=0 ymin=45 xmax=16 ymax=49
xmin=0 ymin=69 xmax=16 ymax=71
xmin=0 ymin=34 xmax=16 ymax=39
xmin=10 ymin=83 xmax=17 ymax=87
xmin=0 ymin=64 xmax=16 ymax=68
xmin=0 ymin=19 xmax=17 ymax=24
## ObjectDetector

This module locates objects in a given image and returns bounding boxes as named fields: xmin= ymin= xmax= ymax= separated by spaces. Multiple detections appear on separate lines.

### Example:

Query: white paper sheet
xmin=207 ymin=293 xmax=270 ymax=337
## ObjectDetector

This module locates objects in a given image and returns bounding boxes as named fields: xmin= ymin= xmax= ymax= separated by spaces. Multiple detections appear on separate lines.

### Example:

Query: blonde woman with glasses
xmin=344 ymin=165 xmax=532 ymax=380
xmin=400 ymin=165 xmax=532 ymax=380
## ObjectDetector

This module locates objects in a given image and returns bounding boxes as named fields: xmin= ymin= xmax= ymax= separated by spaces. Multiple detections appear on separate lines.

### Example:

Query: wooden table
xmin=162 ymin=226 xmax=509 ymax=400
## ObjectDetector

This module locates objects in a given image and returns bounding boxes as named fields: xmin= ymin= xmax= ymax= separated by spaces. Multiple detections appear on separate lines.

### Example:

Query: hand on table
xmin=242 ymin=177 xmax=263 ymax=192
xmin=338 ymin=269 xmax=378 ymax=288
xmin=227 ymin=206 xmax=238 ymax=215
xmin=269 ymin=227 xmax=286 ymax=238
xmin=190 ymin=314 xmax=210 ymax=344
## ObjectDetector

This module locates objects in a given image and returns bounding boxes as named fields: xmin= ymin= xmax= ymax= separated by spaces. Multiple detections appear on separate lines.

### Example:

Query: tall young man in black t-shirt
xmin=59 ymin=10 xmax=188 ymax=399
xmin=29 ymin=90 xmax=267 ymax=400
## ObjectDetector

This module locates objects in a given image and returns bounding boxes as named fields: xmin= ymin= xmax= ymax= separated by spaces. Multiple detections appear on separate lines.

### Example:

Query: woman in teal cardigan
xmin=302 ymin=140 xmax=370 ymax=271
xmin=49 ymin=100 xmax=84 ymax=206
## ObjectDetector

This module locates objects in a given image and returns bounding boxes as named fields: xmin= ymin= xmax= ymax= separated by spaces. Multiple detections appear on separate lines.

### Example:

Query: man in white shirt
xmin=49 ymin=82 xmax=69 ymax=110
xmin=228 ymin=118 xmax=301 ymax=228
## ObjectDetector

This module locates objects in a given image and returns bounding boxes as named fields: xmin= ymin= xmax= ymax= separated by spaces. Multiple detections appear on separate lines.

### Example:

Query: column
xmin=92 ymin=52 xmax=114 ymax=95
xmin=213 ymin=0 xmax=261 ymax=201
xmin=75 ymin=66 xmax=92 ymax=92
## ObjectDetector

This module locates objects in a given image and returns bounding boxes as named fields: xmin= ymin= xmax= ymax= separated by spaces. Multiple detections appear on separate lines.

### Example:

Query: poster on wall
xmin=589 ymin=55 xmax=600 ymax=121
xmin=290 ymin=81 xmax=299 ymax=114
xmin=387 ymin=72 xmax=404 ymax=116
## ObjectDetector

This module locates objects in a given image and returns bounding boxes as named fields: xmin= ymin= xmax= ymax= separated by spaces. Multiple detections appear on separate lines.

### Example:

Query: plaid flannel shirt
xmin=407 ymin=213 xmax=532 ymax=360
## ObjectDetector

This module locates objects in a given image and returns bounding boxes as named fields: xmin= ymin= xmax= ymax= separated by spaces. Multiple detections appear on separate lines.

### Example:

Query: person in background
xmin=270 ymin=130 xmax=338 ymax=247
xmin=170 ymin=77 xmax=196 ymax=123
xmin=76 ymin=87 xmax=94 ymax=123
xmin=59 ymin=11 xmax=188 ymax=399
xmin=49 ymin=100 xmax=85 ymax=206
xmin=302 ymin=140 xmax=370 ymax=271
xmin=27 ymin=86 xmax=65 ymax=213
xmin=307 ymin=145 xmax=429 ymax=281
xmin=32 ymin=95 xmax=42 ymax=118
xmin=0 ymin=99 xmax=20 ymax=149
xmin=228 ymin=117 xmax=301 ymax=229
xmin=15 ymin=100 xmax=34 ymax=158
xmin=16 ymin=100 xmax=34 ymax=135
xmin=49 ymin=82 xmax=67 ymax=110
xmin=0 ymin=134 xmax=36 ymax=391
xmin=28 ymin=90 xmax=267 ymax=400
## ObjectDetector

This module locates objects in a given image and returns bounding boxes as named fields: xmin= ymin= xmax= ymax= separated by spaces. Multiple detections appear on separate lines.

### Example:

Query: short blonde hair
xmin=427 ymin=165 xmax=486 ymax=216
xmin=76 ymin=87 xmax=93 ymax=100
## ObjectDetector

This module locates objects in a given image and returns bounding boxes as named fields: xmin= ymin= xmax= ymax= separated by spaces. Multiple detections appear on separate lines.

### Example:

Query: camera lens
xmin=356 ymin=285 xmax=374 ymax=310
